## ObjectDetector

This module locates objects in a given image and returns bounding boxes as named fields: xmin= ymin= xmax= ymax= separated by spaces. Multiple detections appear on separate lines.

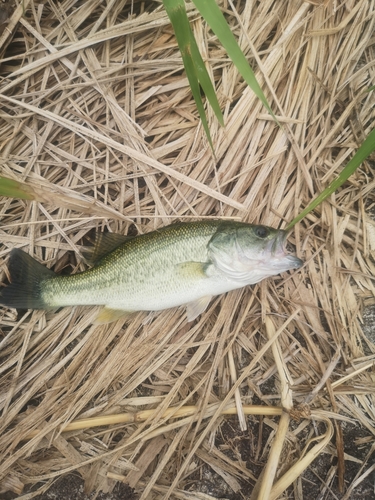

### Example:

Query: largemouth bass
xmin=0 ymin=221 xmax=303 ymax=323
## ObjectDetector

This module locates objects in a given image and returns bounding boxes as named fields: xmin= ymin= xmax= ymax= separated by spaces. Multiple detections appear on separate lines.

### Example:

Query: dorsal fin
xmin=84 ymin=232 xmax=134 ymax=265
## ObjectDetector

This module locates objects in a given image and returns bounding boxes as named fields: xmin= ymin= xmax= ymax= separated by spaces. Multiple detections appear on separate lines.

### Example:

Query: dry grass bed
xmin=0 ymin=0 xmax=375 ymax=499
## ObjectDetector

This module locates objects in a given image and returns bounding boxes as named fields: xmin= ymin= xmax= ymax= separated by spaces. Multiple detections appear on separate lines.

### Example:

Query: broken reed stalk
xmin=254 ymin=315 xmax=294 ymax=500
xmin=270 ymin=415 xmax=334 ymax=500
xmin=25 ymin=404 xmax=283 ymax=440
xmin=255 ymin=316 xmax=335 ymax=499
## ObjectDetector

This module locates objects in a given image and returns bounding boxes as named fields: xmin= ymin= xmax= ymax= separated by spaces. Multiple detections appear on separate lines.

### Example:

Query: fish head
xmin=208 ymin=223 xmax=303 ymax=284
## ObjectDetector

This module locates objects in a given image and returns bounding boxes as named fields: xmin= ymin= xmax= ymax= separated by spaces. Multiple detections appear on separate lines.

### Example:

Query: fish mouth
xmin=270 ymin=230 xmax=303 ymax=269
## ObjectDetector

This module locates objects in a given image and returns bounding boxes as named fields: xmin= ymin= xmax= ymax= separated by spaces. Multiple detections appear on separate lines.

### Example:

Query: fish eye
xmin=254 ymin=226 xmax=269 ymax=239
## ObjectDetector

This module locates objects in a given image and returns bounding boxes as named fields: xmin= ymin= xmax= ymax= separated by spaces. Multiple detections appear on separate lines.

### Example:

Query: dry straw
xmin=0 ymin=0 xmax=375 ymax=499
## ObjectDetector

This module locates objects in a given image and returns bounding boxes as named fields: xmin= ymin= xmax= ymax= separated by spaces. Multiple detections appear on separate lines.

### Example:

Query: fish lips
xmin=282 ymin=254 xmax=304 ymax=269
xmin=270 ymin=230 xmax=303 ymax=269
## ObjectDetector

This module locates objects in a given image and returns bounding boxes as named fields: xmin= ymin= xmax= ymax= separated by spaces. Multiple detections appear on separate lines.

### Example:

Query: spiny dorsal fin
xmin=84 ymin=232 xmax=134 ymax=265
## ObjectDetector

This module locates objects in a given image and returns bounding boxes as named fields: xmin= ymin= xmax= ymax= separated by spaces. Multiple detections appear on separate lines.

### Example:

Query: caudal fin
xmin=0 ymin=249 xmax=55 ymax=309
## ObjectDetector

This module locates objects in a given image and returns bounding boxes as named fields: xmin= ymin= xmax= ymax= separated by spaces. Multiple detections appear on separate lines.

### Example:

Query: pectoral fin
xmin=186 ymin=296 xmax=212 ymax=322
xmin=177 ymin=261 xmax=208 ymax=279
xmin=95 ymin=307 xmax=132 ymax=325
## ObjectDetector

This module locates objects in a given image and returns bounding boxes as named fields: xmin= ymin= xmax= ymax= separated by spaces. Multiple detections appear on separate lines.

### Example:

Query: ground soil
xmin=2 ymin=416 xmax=375 ymax=499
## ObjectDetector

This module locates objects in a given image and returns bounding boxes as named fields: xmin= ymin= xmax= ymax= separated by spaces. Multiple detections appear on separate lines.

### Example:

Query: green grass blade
xmin=188 ymin=32 xmax=224 ymax=126
xmin=192 ymin=0 xmax=275 ymax=120
xmin=163 ymin=0 xmax=223 ymax=149
xmin=286 ymin=127 xmax=375 ymax=231
xmin=181 ymin=45 xmax=214 ymax=150
xmin=0 ymin=176 xmax=36 ymax=200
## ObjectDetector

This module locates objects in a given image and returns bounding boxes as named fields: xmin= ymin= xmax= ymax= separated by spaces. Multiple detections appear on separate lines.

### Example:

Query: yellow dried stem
xmin=255 ymin=316 xmax=294 ymax=500
xmin=270 ymin=415 xmax=334 ymax=500
xmin=25 ymin=404 xmax=284 ymax=440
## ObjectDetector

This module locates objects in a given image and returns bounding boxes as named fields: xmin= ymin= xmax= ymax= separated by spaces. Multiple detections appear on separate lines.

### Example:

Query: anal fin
xmin=186 ymin=296 xmax=212 ymax=322
xmin=95 ymin=306 xmax=132 ymax=325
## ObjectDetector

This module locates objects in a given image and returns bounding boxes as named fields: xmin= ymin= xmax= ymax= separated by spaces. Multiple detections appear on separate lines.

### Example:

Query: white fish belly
xmin=105 ymin=267 xmax=241 ymax=312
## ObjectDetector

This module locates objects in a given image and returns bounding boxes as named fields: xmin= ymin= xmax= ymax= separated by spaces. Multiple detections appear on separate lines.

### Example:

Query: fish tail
xmin=0 ymin=248 xmax=55 ymax=309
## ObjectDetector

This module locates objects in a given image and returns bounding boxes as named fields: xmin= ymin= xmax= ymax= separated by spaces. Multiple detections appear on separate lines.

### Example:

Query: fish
xmin=0 ymin=220 xmax=303 ymax=324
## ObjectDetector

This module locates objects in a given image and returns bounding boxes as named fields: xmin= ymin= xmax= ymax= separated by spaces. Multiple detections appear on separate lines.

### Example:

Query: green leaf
xmin=181 ymin=43 xmax=215 ymax=150
xmin=192 ymin=0 xmax=276 ymax=121
xmin=188 ymin=31 xmax=224 ymax=126
xmin=163 ymin=0 xmax=224 ymax=150
xmin=0 ymin=176 xmax=36 ymax=200
xmin=286 ymin=127 xmax=375 ymax=230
